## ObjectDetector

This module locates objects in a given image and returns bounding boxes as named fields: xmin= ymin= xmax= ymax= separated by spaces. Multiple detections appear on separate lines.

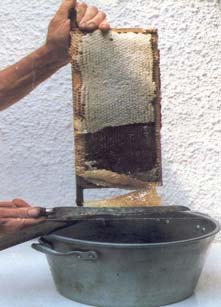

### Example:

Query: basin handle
xmin=32 ymin=243 xmax=98 ymax=261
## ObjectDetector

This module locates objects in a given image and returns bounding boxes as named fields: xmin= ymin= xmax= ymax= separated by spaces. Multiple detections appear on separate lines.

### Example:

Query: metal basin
xmin=32 ymin=208 xmax=219 ymax=307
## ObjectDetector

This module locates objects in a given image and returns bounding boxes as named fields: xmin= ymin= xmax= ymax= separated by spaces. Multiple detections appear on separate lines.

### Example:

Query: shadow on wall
xmin=158 ymin=159 xmax=191 ymax=209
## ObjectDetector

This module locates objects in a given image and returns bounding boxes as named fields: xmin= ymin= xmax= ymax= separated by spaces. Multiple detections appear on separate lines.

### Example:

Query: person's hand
xmin=0 ymin=199 xmax=45 ymax=234
xmin=75 ymin=2 xmax=109 ymax=31
xmin=46 ymin=0 xmax=110 ymax=65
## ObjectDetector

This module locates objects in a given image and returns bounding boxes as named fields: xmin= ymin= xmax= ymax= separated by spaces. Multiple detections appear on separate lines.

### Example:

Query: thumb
xmin=56 ymin=0 xmax=76 ymax=19
xmin=65 ymin=19 xmax=71 ymax=29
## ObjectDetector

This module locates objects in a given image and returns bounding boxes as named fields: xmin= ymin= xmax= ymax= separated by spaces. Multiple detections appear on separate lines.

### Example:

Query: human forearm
xmin=0 ymin=0 xmax=109 ymax=111
xmin=0 ymin=45 xmax=66 ymax=110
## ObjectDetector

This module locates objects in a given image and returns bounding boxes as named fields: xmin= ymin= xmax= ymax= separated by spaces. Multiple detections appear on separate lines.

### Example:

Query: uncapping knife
xmin=40 ymin=206 xmax=190 ymax=221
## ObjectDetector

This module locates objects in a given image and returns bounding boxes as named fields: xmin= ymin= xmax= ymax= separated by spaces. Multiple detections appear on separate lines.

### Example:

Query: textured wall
xmin=0 ymin=1 xmax=221 ymax=222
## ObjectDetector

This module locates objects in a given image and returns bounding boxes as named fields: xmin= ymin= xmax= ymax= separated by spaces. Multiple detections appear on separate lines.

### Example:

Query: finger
xmin=12 ymin=199 xmax=30 ymax=208
xmin=99 ymin=21 xmax=110 ymax=31
xmin=88 ymin=11 xmax=106 ymax=26
xmin=79 ymin=6 xmax=98 ymax=28
xmin=0 ymin=201 xmax=15 ymax=208
xmin=56 ymin=0 xmax=76 ymax=19
xmin=83 ymin=11 xmax=106 ymax=31
xmin=0 ymin=207 xmax=42 ymax=218
xmin=75 ymin=2 xmax=87 ymax=25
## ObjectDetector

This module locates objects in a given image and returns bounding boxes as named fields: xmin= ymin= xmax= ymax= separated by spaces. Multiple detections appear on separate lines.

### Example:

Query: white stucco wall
xmin=0 ymin=1 xmax=221 ymax=222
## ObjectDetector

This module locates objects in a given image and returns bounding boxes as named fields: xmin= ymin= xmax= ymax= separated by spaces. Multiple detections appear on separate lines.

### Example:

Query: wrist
xmin=40 ymin=44 xmax=70 ymax=68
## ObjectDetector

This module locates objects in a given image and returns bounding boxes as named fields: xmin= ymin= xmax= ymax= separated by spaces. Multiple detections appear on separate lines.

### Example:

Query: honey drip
xmin=85 ymin=184 xmax=160 ymax=207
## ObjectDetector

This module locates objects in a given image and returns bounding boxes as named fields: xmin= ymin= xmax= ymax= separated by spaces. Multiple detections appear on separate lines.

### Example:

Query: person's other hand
xmin=46 ymin=0 xmax=110 ymax=65
xmin=0 ymin=199 xmax=45 ymax=234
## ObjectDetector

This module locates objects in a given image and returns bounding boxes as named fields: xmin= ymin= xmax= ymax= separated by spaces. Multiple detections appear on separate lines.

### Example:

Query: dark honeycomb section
xmin=83 ymin=123 xmax=157 ymax=174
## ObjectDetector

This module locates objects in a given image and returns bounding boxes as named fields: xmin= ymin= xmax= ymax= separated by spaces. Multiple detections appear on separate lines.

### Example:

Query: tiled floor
xmin=0 ymin=242 xmax=221 ymax=307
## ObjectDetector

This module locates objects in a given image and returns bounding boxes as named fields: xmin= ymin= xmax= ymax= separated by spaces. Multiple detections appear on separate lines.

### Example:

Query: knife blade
xmin=40 ymin=206 xmax=190 ymax=222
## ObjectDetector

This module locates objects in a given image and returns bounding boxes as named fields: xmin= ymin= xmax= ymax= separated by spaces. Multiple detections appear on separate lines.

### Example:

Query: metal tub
xmin=32 ymin=208 xmax=219 ymax=307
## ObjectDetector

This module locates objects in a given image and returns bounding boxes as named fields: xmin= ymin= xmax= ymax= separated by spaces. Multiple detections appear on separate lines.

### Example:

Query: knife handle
xmin=0 ymin=220 xmax=67 ymax=251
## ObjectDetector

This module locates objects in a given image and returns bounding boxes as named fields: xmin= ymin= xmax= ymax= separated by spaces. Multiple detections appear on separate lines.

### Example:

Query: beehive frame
xmin=70 ymin=28 xmax=162 ymax=206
